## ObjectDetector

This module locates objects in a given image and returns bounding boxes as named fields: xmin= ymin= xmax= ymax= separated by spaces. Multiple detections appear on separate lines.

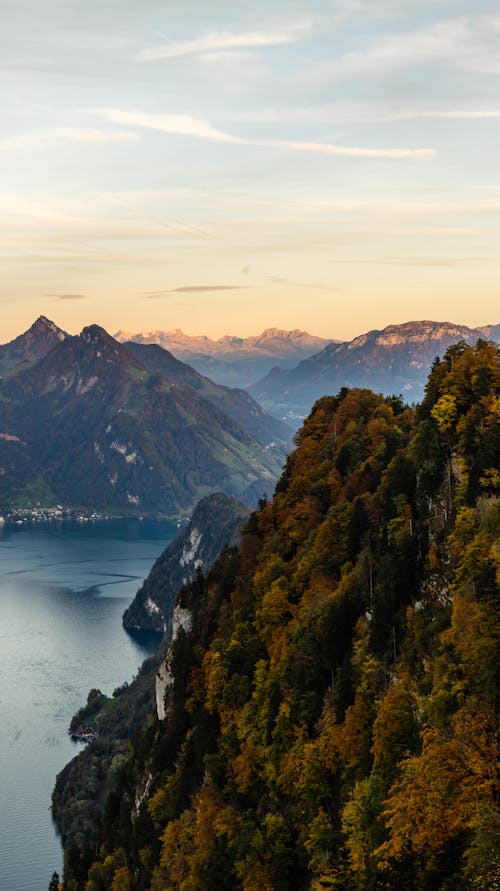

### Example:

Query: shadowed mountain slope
xmin=0 ymin=315 xmax=67 ymax=372
xmin=0 ymin=325 xmax=284 ymax=518
xmin=124 ymin=340 xmax=293 ymax=447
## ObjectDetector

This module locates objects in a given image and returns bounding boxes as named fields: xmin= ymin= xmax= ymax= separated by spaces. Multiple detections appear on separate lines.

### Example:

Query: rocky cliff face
xmin=155 ymin=604 xmax=193 ymax=720
xmin=123 ymin=492 xmax=250 ymax=632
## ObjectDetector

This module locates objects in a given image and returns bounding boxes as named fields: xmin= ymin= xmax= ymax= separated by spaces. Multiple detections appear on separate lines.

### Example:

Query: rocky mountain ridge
xmin=0 ymin=324 xmax=285 ymax=518
xmin=0 ymin=315 xmax=67 ymax=372
xmin=250 ymin=319 xmax=500 ymax=421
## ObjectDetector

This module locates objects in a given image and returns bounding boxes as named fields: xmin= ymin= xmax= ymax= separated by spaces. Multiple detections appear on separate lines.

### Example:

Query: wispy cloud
xmin=44 ymin=293 xmax=90 ymax=300
xmin=137 ymin=21 xmax=312 ymax=62
xmin=94 ymin=108 xmax=436 ymax=159
xmin=144 ymin=284 xmax=250 ymax=299
xmin=306 ymin=15 xmax=500 ymax=85
xmin=398 ymin=109 xmax=500 ymax=120
xmin=258 ymin=138 xmax=434 ymax=159
xmin=366 ymin=256 xmax=496 ymax=268
xmin=232 ymin=103 xmax=500 ymax=125
xmin=267 ymin=275 xmax=340 ymax=291
xmin=95 ymin=108 xmax=243 ymax=144
xmin=0 ymin=128 xmax=140 ymax=152
xmin=172 ymin=285 xmax=250 ymax=292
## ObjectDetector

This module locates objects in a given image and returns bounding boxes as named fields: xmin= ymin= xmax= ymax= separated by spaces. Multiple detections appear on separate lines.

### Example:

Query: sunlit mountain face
xmin=249 ymin=320 xmax=500 ymax=421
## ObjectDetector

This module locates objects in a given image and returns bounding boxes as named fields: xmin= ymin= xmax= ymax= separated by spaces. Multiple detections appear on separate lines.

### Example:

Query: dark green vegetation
xmin=250 ymin=320 xmax=500 ymax=421
xmin=56 ymin=341 xmax=499 ymax=890
xmin=123 ymin=493 xmax=249 ymax=632
xmin=0 ymin=324 xmax=287 ymax=519
xmin=52 ymin=650 xmax=164 ymax=851
xmin=124 ymin=341 xmax=292 ymax=447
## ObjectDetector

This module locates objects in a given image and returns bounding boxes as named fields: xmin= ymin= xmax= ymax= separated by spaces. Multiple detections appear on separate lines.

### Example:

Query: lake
xmin=0 ymin=518 xmax=176 ymax=891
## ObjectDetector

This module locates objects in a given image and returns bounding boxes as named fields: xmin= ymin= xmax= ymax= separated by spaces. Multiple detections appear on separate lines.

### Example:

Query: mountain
xmin=0 ymin=315 xmax=67 ymax=372
xmin=124 ymin=341 xmax=292 ymax=446
xmin=123 ymin=493 xmax=249 ymax=631
xmin=478 ymin=322 xmax=500 ymax=342
xmin=0 ymin=324 xmax=285 ymax=518
xmin=250 ymin=319 xmax=499 ymax=421
xmin=115 ymin=327 xmax=334 ymax=389
xmin=52 ymin=340 xmax=500 ymax=891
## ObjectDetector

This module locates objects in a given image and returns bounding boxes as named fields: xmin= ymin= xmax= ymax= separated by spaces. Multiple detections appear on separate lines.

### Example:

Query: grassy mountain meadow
xmin=53 ymin=339 xmax=499 ymax=891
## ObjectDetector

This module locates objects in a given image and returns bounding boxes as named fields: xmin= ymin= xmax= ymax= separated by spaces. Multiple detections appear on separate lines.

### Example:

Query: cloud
xmin=198 ymin=51 xmax=255 ymax=64
xmin=137 ymin=21 xmax=312 ymax=62
xmin=305 ymin=15 xmax=500 ymax=85
xmin=94 ymin=108 xmax=243 ymax=144
xmin=144 ymin=285 xmax=250 ymax=299
xmin=267 ymin=275 xmax=289 ymax=285
xmin=266 ymin=275 xmax=340 ymax=291
xmin=172 ymin=285 xmax=250 ymax=292
xmin=0 ymin=128 xmax=140 ymax=152
xmin=44 ymin=293 xmax=90 ymax=300
xmin=371 ymin=256 xmax=495 ymax=268
xmin=232 ymin=104 xmax=500 ymax=125
xmin=94 ymin=108 xmax=436 ymax=159
xmin=398 ymin=109 xmax=500 ymax=120
xmin=260 ymin=139 xmax=434 ymax=159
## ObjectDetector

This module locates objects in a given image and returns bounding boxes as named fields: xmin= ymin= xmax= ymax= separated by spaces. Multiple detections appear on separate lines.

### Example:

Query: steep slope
xmin=0 ymin=315 xmax=67 ymax=372
xmin=250 ymin=320 xmax=497 ymax=420
xmin=123 ymin=493 xmax=250 ymax=631
xmin=124 ymin=341 xmax=293 ymax=446
xmin=116 ymin=327 xmax=334 ymax=388
xmin=54 ymin=340 xmax=499 ymax=891
xmin=0 ymin=325 xmax=284 ymax=518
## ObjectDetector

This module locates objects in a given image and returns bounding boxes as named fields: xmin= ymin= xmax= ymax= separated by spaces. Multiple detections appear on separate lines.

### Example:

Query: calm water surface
xmin=0 ymin=518 xmax=176 ymax=891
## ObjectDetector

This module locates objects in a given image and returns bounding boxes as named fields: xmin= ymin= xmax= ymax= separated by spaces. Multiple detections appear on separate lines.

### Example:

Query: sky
xmin=1 ymin=0 xmax=500 ymax=342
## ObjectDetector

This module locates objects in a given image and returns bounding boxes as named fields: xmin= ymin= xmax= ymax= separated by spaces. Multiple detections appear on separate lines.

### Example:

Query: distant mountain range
xmin=249 ymin=320 xmax=500 ymax=421
xmin=115 ymin=327 xmax=334 ymax=388
xmin=0 ymin=320 xmax=288 ymax=518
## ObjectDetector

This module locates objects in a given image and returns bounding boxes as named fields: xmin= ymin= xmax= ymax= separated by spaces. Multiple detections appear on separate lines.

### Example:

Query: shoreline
xmin=0 ymin=508 xmax=188 ymax=526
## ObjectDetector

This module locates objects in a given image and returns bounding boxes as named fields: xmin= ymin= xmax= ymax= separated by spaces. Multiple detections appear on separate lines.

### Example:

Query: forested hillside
xmin=57 ymin=340 xmax=499 ymax=891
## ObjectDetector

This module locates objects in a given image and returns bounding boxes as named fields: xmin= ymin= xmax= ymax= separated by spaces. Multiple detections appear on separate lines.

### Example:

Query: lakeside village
xmin=0 ymin=505 xmax=111 ymax=525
